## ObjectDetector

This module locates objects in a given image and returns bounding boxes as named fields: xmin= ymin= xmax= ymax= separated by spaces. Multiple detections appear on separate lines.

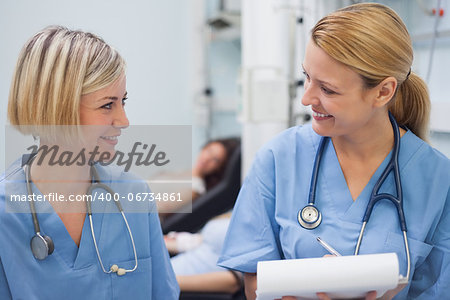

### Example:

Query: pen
xmin=316 ymin=237 xmax=342 ymax=256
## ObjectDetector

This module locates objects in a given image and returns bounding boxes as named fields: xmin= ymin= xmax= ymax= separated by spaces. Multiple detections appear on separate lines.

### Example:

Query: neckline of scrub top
xmin=27 ymin=173 xmax=105 ymax=270
xmin=322 ymin=130 xmax=414 ymax=224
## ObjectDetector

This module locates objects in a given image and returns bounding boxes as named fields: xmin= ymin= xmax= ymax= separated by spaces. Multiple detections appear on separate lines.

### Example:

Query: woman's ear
xmin=373 ymin=76 xmax=397 ymax=108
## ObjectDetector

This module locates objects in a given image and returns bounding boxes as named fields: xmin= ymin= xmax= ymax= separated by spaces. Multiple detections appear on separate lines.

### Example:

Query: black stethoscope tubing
xmin=298 ymin=112 xmax=410 ymax=282
xmin=23 ymin=155 xmax=138 ymax=275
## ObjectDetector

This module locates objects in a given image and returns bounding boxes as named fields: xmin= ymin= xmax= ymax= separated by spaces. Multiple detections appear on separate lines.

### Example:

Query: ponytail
xmin=389 ymin=72 xmax=430 ymax=141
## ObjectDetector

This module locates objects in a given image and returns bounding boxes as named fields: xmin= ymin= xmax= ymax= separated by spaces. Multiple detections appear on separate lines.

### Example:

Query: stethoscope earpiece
xmin=30 ymin=233 xmax=54 ymax=260
xmin=298 ymin=204 xmax=322 ymax=229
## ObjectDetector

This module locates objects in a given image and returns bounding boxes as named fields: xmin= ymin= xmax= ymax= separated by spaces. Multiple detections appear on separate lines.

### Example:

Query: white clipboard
xmin=256 ymin=253 xmax=402 ymax=300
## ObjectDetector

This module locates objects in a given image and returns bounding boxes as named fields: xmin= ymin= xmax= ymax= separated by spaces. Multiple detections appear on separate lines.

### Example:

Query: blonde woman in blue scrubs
xmin=218 ymin=3 xmax=449 ymax=300
xmin=0 ymin=26 xmax=179 ymax=299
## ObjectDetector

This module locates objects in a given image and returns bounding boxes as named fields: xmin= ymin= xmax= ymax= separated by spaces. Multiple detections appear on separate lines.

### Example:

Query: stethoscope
xmin=24 ymin=155 xmax=138 ymax=276
xmin=298 ymin=112 xmax=410 ymax=283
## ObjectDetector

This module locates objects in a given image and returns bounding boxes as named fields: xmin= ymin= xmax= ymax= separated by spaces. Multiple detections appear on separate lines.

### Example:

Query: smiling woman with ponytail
xmin=218 ymin=3 xmax=449 ymax=300
xmin=311 ymin=3 xmax=430 ymax=141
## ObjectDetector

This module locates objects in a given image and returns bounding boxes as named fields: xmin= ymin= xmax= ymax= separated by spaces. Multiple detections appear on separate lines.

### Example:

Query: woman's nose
xmin=113 ymin=105 xmax=129 ymax=129
xmin=301 ymin=81 xmax=320 ymax=107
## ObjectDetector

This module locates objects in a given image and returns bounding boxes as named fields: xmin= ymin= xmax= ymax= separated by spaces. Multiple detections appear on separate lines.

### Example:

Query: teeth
xmin=101 ymin=136 xmax=118 ymax=140
xmin=313 ymin=112 xmax=331 ymax=118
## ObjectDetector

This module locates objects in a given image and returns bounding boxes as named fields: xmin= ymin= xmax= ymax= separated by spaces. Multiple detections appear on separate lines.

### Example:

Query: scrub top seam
xmin=398 ymin=135 xmax=425 ymax=173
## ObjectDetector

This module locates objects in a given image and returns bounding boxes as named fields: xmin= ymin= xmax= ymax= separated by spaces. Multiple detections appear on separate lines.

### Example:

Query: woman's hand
xmin=177 ymin=271 xmax=241 ymax=293
xmin=192 ymin=166 xmax=201 ymax=177
xmin=163 ymin=232 xmax=202 ymax=254
xmin=275 ymin=291 xmax=377 ymax=300
xmin=314 ymin=255 xmax=377 ymax=300
xmin=163 ymin=234 xmax=178 ymax=254
xmin=315 ymin=282 xmax=406 ymax=300
xmin=260 ymin=253 xmax=401 ymax=300
xmin=316 ymin=291 xmax=377 ymax=300
xmin=244 ymin=273 xmax=257 ymax=300
xmin=378 ymin=282 xmax=407 ymax=300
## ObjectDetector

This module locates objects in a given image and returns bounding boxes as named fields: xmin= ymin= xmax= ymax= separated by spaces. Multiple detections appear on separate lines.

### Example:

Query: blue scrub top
xmin=0 ymin=159 xmax=180 ymax=300
xmin=218 ymin=125 xmax=450 ymax=299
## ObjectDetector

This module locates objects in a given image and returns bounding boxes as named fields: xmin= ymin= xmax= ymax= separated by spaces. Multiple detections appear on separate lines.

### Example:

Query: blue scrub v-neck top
xmin=0 ymin=159 xmax=179 ymax=299
xmin=218 ymin=124 xmax=450 ymax=299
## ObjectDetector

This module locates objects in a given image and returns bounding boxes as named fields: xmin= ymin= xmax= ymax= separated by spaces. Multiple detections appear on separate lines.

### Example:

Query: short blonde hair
xmin=312 ymin=3 xmax=430 ymax=140
xmin=8 ymin=26 xmax=125 ymax=136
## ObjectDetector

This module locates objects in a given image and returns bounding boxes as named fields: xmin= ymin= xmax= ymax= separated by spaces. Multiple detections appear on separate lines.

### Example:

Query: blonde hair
xmin=311 ymin=3 xmax=430 ymax=140
xmin=8 ymin=25 xmax=125 ymax=137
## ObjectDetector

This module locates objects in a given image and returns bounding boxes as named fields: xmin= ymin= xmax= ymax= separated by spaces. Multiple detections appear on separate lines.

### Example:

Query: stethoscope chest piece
xmin=30 ymin=233 xmax=54 ymax=260
xmin=298 ymin=204 xmax=322 ymax=229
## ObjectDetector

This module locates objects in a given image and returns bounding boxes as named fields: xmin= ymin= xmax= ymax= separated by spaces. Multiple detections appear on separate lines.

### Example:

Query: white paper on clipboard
xmin=256 ymin=253 xmax=400 ymax=300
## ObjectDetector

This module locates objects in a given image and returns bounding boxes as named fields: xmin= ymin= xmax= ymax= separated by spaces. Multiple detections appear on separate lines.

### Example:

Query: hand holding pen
xmin=315 ymin=237 xmax=378 ymax=300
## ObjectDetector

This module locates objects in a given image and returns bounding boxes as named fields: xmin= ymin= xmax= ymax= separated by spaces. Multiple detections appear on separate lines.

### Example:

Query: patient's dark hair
xmin=204 ymin=137 xmax=240 ymax=191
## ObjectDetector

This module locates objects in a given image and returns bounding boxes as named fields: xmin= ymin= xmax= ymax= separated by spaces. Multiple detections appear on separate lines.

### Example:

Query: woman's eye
xmin=321 ymin=86 xmax=335 ymax=95
xmin=302 ymin=71 xmax=310 ymax=81
xmin=101 ymin=102 xmax=113 ymax=109
xmin=122 ymin=97 xmax=128 ymax=106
